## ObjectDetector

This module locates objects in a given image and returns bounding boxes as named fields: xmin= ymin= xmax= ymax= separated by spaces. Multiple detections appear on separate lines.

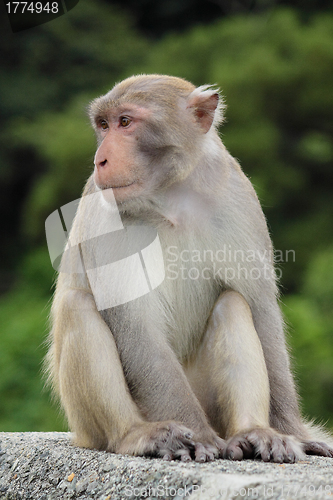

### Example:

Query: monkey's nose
xmin=95 ymin=158 xmax=107 ymax=169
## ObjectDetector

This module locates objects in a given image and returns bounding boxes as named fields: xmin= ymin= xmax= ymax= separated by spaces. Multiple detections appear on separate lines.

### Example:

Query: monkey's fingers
xmin=160 ymin=425 xmax=195 ymax=461
xmin=178 ymin=430 xmax=195 ymax=448
xmin=158 ymin=422 xmax=195 ymax=456
xmin=193 ymin=443 xmax=216 ymax=462
xmin=214 ymin=436 xmax=227 ymax=457
xmin=224 ymin=435 xmax=253 ymax=461
xmin=174 ymin=448 xmax=192 ymax=462
xmin=303 ymin=441 xmax=333 ymax=458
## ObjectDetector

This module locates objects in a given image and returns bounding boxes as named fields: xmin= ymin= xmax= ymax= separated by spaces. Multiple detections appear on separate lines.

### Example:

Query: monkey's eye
xmin=99 ymin=120 xmax=108 ymax=130
xmin=119 ymin=116 xmax=131 ymax=128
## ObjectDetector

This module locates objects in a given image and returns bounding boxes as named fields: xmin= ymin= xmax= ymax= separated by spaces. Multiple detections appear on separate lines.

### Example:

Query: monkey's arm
xmin=101 ymin=300 xmax=225 ymax=461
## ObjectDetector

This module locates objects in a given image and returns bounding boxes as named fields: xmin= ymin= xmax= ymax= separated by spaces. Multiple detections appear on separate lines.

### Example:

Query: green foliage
xmin=0 ymin=4 xmax=333 ymax=431
xmin=0 ymin=249 xmax=65 ymax=431
xmin=0 ymin=0 xmax=148 ymax=262
xmin=13 ymin=96 xmax=96 ymax=241
xmin=282 ymin=248 xmax=333 ymax=427
xmin=280 ymin=247 xmax=333 ymax=428
xmin=0 ymin=0 xmax=147 ymax=119
xmin=304 ymin=246 xmax=333 ymax=311
xmin=141 ymin=10 xmax=333 ymax=235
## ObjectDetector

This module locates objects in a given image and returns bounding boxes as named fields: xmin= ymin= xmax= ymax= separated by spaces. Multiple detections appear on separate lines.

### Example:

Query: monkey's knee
xmin=214 ymin=291 xmax=253 ymax=321
xmin=208 ymin=290 xmax=259 ymax=345
xmin=210 ymin=290 xmax=266 ymax=368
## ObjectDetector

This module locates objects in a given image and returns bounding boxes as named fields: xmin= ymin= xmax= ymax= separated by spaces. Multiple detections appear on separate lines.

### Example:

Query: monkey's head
xmin=89 ymin=74 xmax=224 ymax=205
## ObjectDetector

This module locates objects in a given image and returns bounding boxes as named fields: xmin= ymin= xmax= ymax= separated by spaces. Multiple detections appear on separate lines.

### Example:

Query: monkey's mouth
xmin=97 ymin=181 xmax=137 ymax=191
xmin=110 ymin=182 xmax=136 ymax=189
xmin=102 ymin=181 xmax=143 ymax=202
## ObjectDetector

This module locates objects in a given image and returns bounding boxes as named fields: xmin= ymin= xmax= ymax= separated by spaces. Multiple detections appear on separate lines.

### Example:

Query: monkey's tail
xmin=303 ymin=419 xmax=333 ymax=447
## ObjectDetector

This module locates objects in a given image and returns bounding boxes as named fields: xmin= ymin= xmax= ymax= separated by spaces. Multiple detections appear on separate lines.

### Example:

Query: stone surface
xmin=0 ymin=432 xmax=332 ymax=499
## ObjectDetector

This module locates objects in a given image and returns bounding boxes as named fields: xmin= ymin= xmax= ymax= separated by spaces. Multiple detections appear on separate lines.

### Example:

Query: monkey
xmin=46 ymin=74 xmax=333 ymax=463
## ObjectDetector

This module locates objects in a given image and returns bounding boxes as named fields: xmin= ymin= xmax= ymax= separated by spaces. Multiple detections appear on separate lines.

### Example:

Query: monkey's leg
xmin=251 ymin=298 xmax=333 ymax=459
xmin=185 ymin=290 xmax=305 ymax=463
xmin=51 ymin=288 xmax=196 ymax=458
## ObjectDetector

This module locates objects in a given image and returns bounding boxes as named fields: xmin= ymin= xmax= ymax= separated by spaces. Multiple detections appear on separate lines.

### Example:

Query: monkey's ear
xmin=187 ymin=86 xmax=223 ymax=133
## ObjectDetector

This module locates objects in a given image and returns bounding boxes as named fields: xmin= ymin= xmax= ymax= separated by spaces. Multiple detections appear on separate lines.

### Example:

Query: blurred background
xmin=0 ymin=0 xmax=332 ymax=433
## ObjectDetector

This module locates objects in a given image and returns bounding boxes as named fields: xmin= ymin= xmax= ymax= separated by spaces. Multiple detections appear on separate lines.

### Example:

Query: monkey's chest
xmin=156 ymin=256 xmax=221 ymax=359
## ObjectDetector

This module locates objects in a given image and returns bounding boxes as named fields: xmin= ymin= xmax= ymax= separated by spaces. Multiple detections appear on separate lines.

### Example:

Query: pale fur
xmin=46 ymin=74 xmax=333 ymax=462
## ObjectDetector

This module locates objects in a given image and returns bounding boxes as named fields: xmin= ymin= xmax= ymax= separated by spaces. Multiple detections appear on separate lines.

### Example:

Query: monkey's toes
xmin=251 ymin=429 xmax=305 ymax=463
xmin=225 ymin=428 xmax=305 ymax=463
xmin=303 ymin=441 xmax=333 ymax=458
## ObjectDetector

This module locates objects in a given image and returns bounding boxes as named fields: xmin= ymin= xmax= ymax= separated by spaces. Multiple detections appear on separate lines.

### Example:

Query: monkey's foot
xmin=116 ymin=421 xmax=225 ymax=462
xmin=224 ymin=428 xmax=305 ymax=463
xmin=303 ymin=440 xmax=333 ymax=458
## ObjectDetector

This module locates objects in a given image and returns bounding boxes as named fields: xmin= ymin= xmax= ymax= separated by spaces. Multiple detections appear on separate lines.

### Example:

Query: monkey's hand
xmin=224 ymin=428 xmax=305 ymax=463
xmin=302 ymin=440 xmax=333 ymax=458
xmin=191 ymin=430 xmax=226 ymax=463
xmin=115 ymin=421 xmax=225 ymax=462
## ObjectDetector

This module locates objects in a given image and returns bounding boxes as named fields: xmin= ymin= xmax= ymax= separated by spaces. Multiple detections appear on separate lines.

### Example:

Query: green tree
xmin=140 ymin=9 xmax=333 ymax=291
xmin=1 ymin=5 xmax=332 ymax=431
xmin=0 ymin=0 xmax=147 ymax=431
xmin=0 ymin=0 xmax=148 ymax=273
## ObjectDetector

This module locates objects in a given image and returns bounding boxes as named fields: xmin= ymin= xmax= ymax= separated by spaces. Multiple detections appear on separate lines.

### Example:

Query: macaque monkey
xmin=47 ymin=74 xmax=333 ymax=463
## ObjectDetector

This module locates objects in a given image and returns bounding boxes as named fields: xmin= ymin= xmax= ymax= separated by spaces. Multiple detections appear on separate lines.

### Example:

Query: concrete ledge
xmin=0 ymin=432 xmax=332 ymax=499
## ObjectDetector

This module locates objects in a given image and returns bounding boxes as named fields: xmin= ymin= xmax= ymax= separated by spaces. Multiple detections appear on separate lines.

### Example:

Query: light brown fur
xmin=46 ymin=74 xmax=333 ymax=462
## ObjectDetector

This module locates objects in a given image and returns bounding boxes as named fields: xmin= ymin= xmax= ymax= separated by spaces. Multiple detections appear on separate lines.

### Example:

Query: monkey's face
xmin=90 ymin=75 xmax=221 ymax=204
xmin=93 ymin=103 xmax=152 ymax=203
xmin=92 ymin=102 xmax=199 ymax=204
